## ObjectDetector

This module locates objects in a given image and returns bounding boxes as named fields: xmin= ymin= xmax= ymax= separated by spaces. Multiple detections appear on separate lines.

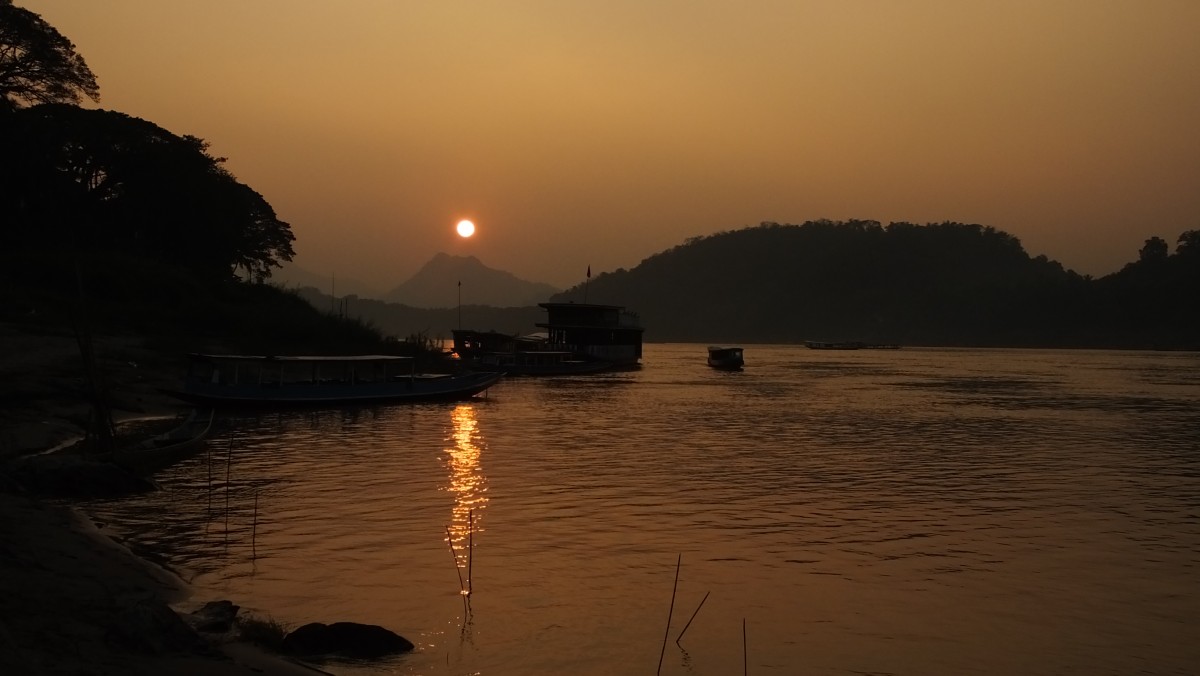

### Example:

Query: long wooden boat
xmin=707 ymin=346 xmax=745 ymax=370
xmin=165 ymin=354 xmax=504 ymax=407
xmin=114 ymin=408 xmax=215 ymax=475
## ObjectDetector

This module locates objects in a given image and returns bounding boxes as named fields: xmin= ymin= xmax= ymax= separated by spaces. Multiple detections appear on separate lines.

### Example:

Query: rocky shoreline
xmin=0 ymin=323 xmax=327 ymax=674
xmin=0 ymin=489 xmax=334 ymax=675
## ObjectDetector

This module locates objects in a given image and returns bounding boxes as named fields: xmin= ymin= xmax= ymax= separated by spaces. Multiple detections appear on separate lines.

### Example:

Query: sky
xmin=21 ymin=0 xmax=1200 ymax=292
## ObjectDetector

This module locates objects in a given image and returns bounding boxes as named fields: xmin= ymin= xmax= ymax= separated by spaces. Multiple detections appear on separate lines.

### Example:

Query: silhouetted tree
xmin=2 ymin=104 xmax=295 ymax=281
xmin=0 ymin=0 xmax=99 ymax=111
xmin=1177 ymin=230 xmax=1200 ymax=258
xmin=1139 ymin=236 xmax=1169 ymax=263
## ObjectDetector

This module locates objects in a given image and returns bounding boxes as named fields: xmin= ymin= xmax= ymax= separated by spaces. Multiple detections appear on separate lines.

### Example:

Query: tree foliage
xmin=1 ymin=104 xmax=295 ymax=281
xmin=0 ymin=0 xmax=99 ymax=111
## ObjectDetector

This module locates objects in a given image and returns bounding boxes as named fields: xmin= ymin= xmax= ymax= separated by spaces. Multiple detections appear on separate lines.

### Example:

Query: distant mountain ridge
xmin=384 ymin=253 xmax=561 ymax=308
xmin=285 ymin=221 xmax=1197 ymax=349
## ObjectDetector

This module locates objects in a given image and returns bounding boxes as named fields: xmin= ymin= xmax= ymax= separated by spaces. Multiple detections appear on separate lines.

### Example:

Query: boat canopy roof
xmin=187 ymin=353 xmax=414 ymax=363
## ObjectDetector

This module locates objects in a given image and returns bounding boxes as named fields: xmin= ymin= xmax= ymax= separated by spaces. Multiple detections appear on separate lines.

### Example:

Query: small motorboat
xmin=707 ymin=346 xmax=744 ymax=370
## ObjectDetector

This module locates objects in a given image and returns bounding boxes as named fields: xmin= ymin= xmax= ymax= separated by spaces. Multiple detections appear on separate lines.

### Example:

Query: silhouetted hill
xmin=551 ymin=220 xmax=1200 ymax=348
xmin=384 ymin=253 xmax=560 ymax=309
xmin=284 ymin=221 xmax=1197 ymax=349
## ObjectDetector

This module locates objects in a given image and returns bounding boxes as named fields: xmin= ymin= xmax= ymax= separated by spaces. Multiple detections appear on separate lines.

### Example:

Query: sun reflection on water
xmin=445 ymin=403 xmax=487 ymax=581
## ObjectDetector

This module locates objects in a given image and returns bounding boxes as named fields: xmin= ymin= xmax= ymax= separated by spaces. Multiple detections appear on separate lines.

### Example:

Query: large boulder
xmin=281 ymin=621 xmax=415 ymax=659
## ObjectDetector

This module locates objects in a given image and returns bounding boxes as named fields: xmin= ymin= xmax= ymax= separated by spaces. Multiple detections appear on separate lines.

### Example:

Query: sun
xmin=456 ymin=219 xmax=476 ymax=238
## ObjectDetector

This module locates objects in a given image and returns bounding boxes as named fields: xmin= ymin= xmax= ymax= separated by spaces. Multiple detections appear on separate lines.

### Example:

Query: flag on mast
xmin=587 ymin=265 xmax=591 ymax=278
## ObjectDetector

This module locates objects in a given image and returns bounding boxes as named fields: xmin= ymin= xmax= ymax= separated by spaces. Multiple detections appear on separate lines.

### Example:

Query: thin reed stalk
xmin=444 ymin=525 xmax=468 ymax=616
xmin=743 ymin=618 xmax=747 ymax=676
xmin=656 ymin=554 xmax=681 ymax=676
xmin=252 ymin=488 xmax=259 ymax=559
xmin=675 ymin=590 xmax=710 ymax=644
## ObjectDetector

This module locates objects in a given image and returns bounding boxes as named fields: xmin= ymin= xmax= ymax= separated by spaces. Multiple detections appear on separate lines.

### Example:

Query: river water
xmin=85 ymin=344 xmax=1200 ymax=675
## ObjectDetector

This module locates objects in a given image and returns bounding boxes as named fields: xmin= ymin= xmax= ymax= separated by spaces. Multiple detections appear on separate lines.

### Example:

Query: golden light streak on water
xmin=445 ymin=404 xmax=487 ymax=574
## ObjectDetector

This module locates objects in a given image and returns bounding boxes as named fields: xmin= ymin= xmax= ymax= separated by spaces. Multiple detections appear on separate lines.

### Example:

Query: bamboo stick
xmin=252 ymin=488 xmax=259 ymax=559
xmin=743 ymin=618 xmax=748 ymax=676
xmin=656 ymin=554 xmax=681 ymax=676
xmin=674 ymin=590 xmax=710 ymax=644
xmin=444 ymin=526 xmax=467 ymax=616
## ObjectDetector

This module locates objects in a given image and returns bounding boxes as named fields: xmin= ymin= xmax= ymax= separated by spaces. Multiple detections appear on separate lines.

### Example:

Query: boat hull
xmin=166 ymin=371 xmax=504 ymax=408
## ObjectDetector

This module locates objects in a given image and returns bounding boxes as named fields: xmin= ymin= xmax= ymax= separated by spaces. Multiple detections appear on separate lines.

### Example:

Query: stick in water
xmin=252 ymin=488 xmax=259 ymax=559
xmin=675 ymin=590 xmax=710 ymax=644
xmin=444 ymin=525 xmax=468 ymax=617
xmin=743 ymin=618 xmax=748 ymax=676
xmin=467 ymin=509 xmax=474 ymax=596
xmin=444 ymin=526 xmax=466 ymax=594
xmin=656 ymin=554 xmax=681 ymax=676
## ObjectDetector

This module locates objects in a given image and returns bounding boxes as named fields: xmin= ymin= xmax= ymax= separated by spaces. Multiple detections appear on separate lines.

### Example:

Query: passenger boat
xmin=453 ymin=302 xmax=644 ymax=374
xmin=707 ymin=346 xmax=745 ymax=370
xmin=166 ymin=354 xmax=503 ymax=407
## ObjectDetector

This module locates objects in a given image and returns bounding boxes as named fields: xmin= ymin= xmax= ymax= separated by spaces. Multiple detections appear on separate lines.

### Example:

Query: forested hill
xmin=552 ymin=221 xmax=1200 ymax=348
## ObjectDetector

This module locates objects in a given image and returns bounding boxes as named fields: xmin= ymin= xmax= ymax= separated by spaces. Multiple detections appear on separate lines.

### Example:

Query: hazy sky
xmin=22 ymin=1 xmax=1200 ymax=290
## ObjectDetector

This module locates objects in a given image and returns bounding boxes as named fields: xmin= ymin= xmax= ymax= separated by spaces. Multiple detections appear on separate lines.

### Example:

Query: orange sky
xmin=22 ymin=0 xmax=1200 ymax=291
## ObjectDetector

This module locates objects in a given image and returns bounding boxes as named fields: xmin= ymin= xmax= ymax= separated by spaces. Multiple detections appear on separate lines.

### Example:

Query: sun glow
xmin=456 ymin=219 xmax=476 ymax=238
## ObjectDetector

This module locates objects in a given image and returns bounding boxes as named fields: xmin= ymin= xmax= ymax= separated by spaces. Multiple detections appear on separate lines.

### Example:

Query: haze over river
xmin=87 ymin=344 xmax=1200 ymax=675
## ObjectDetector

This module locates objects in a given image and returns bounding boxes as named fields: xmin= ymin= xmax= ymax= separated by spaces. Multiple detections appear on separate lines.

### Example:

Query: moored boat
xmin=453 ymin=302 xmax=644 ymax=374
xmin=536 ymin=302 xmax=644 ymax=369
xmin=707 ymin=346 xmax=745 ymax=370
xmin=114 ymin=408 xmax=215 ymax=475
xmin=166 ymin=354 xmax=503 ymax=407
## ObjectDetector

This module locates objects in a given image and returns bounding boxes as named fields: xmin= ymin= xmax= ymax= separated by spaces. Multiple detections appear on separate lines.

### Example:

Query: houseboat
xmin=452 ymin=302 xmax=644 ymax=374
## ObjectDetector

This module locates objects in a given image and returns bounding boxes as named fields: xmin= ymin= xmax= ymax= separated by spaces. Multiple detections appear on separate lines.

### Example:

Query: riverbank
xmin=0 ymin=322 xmax=329 ymax=674
xmin=0 ymin=490 xmax=332 ymax=675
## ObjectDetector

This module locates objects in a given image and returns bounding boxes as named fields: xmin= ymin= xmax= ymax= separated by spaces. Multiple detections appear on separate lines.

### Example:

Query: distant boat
xmin=805 ymin=341 xmax=901 ymax=350
xmin=165 ymin=354 xmax=503 ymax=407
xmin=707 ymin=346 xmax=745 ymax=370
xmin=453 ymin=302 xmax=644 ymax=375
xmin=805 ymin=341 xmax=864 ymax=350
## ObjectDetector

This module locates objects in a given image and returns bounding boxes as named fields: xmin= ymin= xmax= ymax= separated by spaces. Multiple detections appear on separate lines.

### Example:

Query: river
xmin=85 ymin=344 xmax=1200 ymax=675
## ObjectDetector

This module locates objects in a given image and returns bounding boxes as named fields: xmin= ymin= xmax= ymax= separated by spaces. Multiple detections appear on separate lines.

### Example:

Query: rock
xmin=281 ymin=621 xmax=415 ymax=658
xmin=187 ymin=600 xmax=240 ymax=633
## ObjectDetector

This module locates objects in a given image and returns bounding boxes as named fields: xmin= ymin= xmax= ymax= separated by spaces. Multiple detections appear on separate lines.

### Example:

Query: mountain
xmin=271 ymin=262 xmax=381 ymax=299
xmin=384 ymin=253 xmax=561 ymax=308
